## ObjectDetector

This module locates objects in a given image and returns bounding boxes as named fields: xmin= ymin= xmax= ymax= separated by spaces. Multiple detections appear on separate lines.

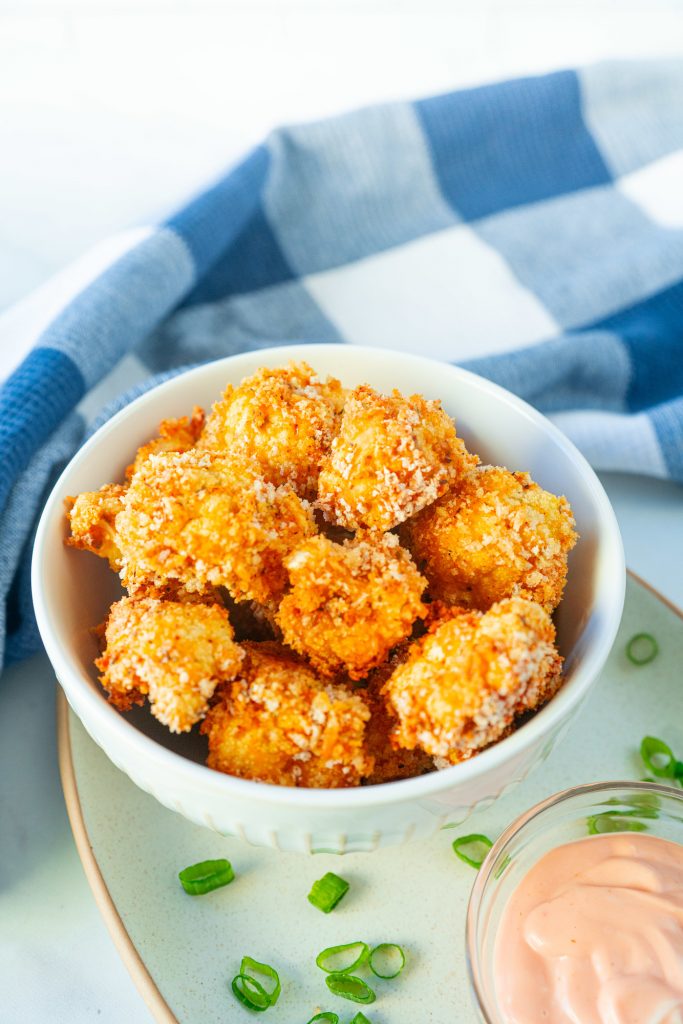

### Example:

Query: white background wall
xmin=2 ymin=0 xmax=682 ymax=311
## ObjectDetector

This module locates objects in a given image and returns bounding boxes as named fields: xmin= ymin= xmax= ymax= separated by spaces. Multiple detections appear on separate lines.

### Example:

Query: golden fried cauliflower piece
xmin=402 ymin=465 xmax=577 ymax=613
xmin=96 ymin=596 xmax=244 ymax=733
xmin=317 ymin=385 xmax=477 ymax=532
xmin=66 ymin=483 xmax=127 ymax=571
xmin=126 ymin=406 xmax=205 ymax=479
xmin=200 ymin=362 xmax=345 ymax=498
xmin=382 ymin=597 xmax=563 ymax=765
xmin=278 ymin=532 xmax=427 ymax=680
xmin=201 ymin=642 xmax=373 ymax=787
xmin=116 ymin=449 xmax=315 ymax=605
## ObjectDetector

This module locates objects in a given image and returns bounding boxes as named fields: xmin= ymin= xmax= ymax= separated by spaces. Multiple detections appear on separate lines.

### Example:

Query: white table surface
xmin=2 ymin=1 xmax=683 ymax=1020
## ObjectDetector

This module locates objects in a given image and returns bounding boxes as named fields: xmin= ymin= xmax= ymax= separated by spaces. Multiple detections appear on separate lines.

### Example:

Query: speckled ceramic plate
xmin=58 ymin=573 xmax=683 ymax=1024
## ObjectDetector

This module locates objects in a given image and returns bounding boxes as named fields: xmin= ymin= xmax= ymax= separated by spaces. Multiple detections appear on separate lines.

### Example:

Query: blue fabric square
xmin=417 ymin=70 xmax=612 ymax=221
xmin=590 ymin=278 xmax=683 ymax=412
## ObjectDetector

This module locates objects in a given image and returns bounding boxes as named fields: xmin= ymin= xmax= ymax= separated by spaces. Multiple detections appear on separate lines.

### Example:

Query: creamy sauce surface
xmin=494 ymin=832 xmax=683 ymax=1024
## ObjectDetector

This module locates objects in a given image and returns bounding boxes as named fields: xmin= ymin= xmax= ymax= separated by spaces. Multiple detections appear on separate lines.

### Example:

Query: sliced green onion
xmin=587 ymin=812 xmax=648 ymax=835
xmin=240 ymin=956 xmax=280 ymax=1007
xmin=178 ymin=858 xmax=234 ymax=895
xmin=307 ymin=872 xmax=350 ymax=913
xmin=368 ymin=943 xmax=406 ymax=979
xmin=350 ymin=1014 xmax=373 ymax=1024
xmin=452 ymin=833 xmax=493 ymax=869
xmin=626 ymin=633 xmax=659 ymax=666
xmin=641 ymin=736 xmax=677 ymax=778
xmin=306 ymin=1015 xmax=339 ymax=1023
xmin=231 ymin=973 xmax=270 ymax=1012
xmin=325 ymin=973 xmax=376 ymax=1005
xmin=315 ymin=941 xmax=369 ymax=974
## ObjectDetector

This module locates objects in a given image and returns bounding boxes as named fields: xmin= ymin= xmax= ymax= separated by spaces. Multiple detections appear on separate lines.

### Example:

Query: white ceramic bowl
xmin=32 ymin=344 xmax=625 ymax=854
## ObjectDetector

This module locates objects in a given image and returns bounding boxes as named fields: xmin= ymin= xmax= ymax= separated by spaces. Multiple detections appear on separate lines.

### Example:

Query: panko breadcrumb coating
xmin=402 ymin=465 xmax=577 ymax=613
xmin=126 ymin=407 xmax=205 ymax=479
xmin=116 ymin=449 xmax=315 ymax=605
xmin=278 ymin=532 xmax=427 ymax=680
xmin=96 ymin=596 xmax=244 ymax=733
xmin=361 ymin=691 xmax=436 ymax=784
xmin=200 ymin=362 xmax=345 ymax=498
xmin=66 ymin=483 xmax=127 ymax=571
xmin=382 ymin=597 xmax=563 ymax=765
xmin=201 ymin=643 xmax=373 ymax=787
xmin=317 ymin=384 xmax=477 ymax=532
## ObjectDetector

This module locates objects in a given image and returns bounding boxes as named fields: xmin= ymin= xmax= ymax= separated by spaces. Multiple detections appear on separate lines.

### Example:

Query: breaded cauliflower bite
xmin=382 ymin=597 xmax=563 ymax=764
xmin=66 ymin=483 xmax=127 ymax=571
xmin=126 ymin=406 xmax=205 ymax=479
xmin=278 ymin=532 xmax=427 ymax=680
xmin=200 ymin=362 xmax=345 ymax=498
xmin=96 ymin=596 xmax=244 ymax=733
xmin=116 ymin=449 xmax=315 ymax=605
xmin=403 ymin=465 xmax=577 ymax=613
xmin=201 ymin=643 xmax=373 ymax=787
xmin=317 ymin=385 xmax=477 ymax=532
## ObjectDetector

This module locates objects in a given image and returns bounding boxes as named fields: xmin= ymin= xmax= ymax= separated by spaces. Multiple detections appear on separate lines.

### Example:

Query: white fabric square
xmin=551 ymin=409 xmax=669 ymax=478
xmin=304 ymin=224 xmax=558 ymax=361
xmin=618 ymin=150 xmax=683 ymax=229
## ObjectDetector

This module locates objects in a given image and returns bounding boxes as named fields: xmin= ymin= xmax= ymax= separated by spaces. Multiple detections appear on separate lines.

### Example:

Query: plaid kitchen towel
xmin=1 ymin=58 xmax=683 ymax=667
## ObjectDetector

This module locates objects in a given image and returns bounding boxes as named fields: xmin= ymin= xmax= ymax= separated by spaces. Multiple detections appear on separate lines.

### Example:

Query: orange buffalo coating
xmin=201 ymin=643 xmax=373 ymax=787
xmin=382 ymin=597 xmax=563 ymax=765
xmin=277 ymin=532 xmax=427 ymax=680
xmin=66 ymin=483 xmax=126 ymax=571
xmin=116 ymin=448 xmax=315 ymax=606
xmin=402 ymin=465 xmax=577 ymax=613
xmin=96 ymin=596 xmax=244 ymax=733
xmin=317 ymin=384 xmax=477 ymax=532
xmin=200 ymin=362 xmax=345 ymax=498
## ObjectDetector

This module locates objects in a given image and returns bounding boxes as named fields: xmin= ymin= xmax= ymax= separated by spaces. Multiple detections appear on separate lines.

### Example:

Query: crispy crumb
xmin=201 ymin=642 xmax=373 ymax=787
xmin=200 ymin=362 xmax=344 ymax=498
xmin=126 ymin=407 xmax=205 ymax=479
xmin=116 ymin=448 xmax=315 ymax=605
xmin=96 ymin=596 xmax=244 ymax=732
xmin=402 ymin=465 xmax=577 ymax=612
xmin=382 ymin=597 xmax=563 ymax=764
xmin=66 ymin=484 xmax=127 ymax=571
xmin=317 ymin=384 xmax=477 ymax=532
xmin=278 ymin=532 xmax=427 ymax=680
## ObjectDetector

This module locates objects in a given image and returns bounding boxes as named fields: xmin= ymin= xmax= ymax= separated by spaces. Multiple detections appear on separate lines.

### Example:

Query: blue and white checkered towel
xmin=2 ymin=58 xmax=682 ymax=669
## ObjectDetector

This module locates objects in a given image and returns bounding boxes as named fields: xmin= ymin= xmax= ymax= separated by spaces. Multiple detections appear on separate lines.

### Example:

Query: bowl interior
xmin=34 ymin=344 xmax=622 ymax=776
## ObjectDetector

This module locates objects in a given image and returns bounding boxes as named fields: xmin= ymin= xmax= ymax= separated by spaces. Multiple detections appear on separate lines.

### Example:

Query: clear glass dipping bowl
xmin=466 ymin=780 xmax=683 ymax=1023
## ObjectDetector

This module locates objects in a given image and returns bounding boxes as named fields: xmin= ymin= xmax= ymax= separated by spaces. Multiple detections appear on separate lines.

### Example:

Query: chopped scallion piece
xmin=178 ymin=858 xmax=234 ymax=895
xmin=306 ymin=1015 xmax=339 ymax=1023
xmin=315 ymin=941 xmax=369 ymax=974
xmin=350 ymin=1014 xmax=373 ymax=1024
xmin=368 ymin=943 xmax=406 ymax=979
xmin=307 ymin=872 xmax=350 ymax=913
xmin=231 ymin=973 xmax=270 ymax=1012
xmin=641 ymin=736 xmax=676 ymax=778
xmin=452 ymin=833 xmax=493 ymax=869
xmin=325 ymin=973 xmax=376 ymax=1004
xmin=240 ymin=956 xmax=280 ymax=1007
xmin=627 ymin=633 xmax=659 ymax=666
xmin=587 ymin=812 xmax=648 ymax=835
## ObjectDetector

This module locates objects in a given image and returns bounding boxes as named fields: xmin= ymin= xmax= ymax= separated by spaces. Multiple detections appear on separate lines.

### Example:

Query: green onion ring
xmin=349 ymin=1014 xmax=373 ymax=1024
xmin=315 ymin=941 xmax=369 ymax=975
xmin=239 ymin=956 xmax=281 ymax=1007
xmin=641 ymin=736 xmax=677 ymax=778
xmin=325 ymin=973 xmax=376 ymax=1005
xmin=306 ymin=1015 xmax=339 ymax=1023
xmin=178 ymin=858 xmax=234 ymax=895
xmin=452 ymin=833 xmax=493 ymax=869
xmin=368 ymin=943 xmax=406 ymax=979
xmin=627 ymin=633 xmax=659 ymax=665
xmin=231 ymin=973 xmax=270 ymax=1012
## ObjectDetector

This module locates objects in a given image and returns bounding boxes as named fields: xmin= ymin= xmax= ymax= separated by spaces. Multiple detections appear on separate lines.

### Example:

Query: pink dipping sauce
xmin=493 ymin=833 xmax=683 ymax=1024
